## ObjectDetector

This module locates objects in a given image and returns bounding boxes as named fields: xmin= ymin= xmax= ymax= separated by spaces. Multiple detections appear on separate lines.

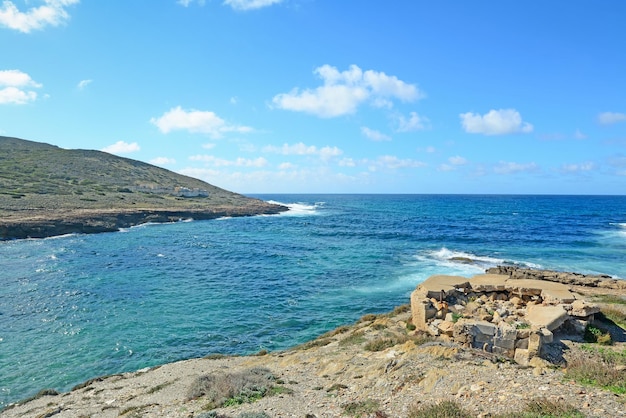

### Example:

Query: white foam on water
xmin=414 ymin=247 xmax=541 ymax=274
xmin=267 ymin=200 xmax=323 ymax=217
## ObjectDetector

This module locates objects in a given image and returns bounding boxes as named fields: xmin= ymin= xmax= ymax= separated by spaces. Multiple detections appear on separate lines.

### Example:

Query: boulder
xmin=525 ymin=304 xmax=568 ymax=331
xmin=570 ymin=299 xmax=600 ymax=317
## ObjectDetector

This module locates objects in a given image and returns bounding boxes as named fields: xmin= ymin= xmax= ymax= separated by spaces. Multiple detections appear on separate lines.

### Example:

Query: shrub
xmin=392 ymin=304 xmax=411 ymax=316
xmin=359 ymin=314 xmax=378 ymax=322
xmin=584 ymin=324 xmax=612 ymax=345
xmin=364 ymin=335 xmax=408 ymax=352
xmin=342 ymin=399 xmax=381 ymax=417
xmin=407 ymin=400 xmax=472 ymax=418
xmin=187 ymin=368 xmax=286 ymax=408
xmin=339 ymin=331 xmax=366 ymax=347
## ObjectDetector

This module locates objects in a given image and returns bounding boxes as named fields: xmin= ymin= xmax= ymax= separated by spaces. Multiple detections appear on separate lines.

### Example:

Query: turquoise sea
xmin=1 ymin=194 xmax=625 ymax=407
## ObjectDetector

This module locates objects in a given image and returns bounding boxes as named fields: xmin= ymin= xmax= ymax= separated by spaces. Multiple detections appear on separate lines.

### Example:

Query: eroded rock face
xmin=410 ymin=272 xmax=601 ymax=365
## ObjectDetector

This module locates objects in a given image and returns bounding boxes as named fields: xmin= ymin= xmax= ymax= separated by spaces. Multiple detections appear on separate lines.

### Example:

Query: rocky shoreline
xmin=2 ymin=267 xmax=625 ymax=418
xmin=0 ymin=202 xmax=287 ymax=240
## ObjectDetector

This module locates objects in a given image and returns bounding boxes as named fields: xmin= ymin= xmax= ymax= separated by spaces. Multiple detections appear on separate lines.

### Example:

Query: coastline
xmin=3 ymin=267 xmax=625 ymax=417
xmin=0 ymin=203 xmax=288 ymax=240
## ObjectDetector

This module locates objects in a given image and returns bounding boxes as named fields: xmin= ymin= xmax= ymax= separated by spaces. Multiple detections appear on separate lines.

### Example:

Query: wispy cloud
xmin=395 ymin=111 xmax=429 ymax=132
xmin=272 ymin=64 xmax=423 ymax=118
xmin=150 ymin=157 xmax=176 ymax=166
xmin=224 ymin=0 xmax=283 ymax=11
xmin=361 ymin=127 xmax=391 ymax=142
xmin=0 ymin=69 xmax=42 ymax=104
xmin=262 ymin=142 xmax=343 ymax=160
xmin=493 ymin=161 xmax=539 ymax=174
xmin=438 ymin=155 xmax=468 ymax=171
xmin=189 ymin=155 xmax=268 ymax=167
xmin=0 ymin=0 xmax=80 ymax=33
xmin=151 ymin=106 xmax=253 ymax=138
xmin=101 ymin=141 xmax=140 ymax=155
xmin=598 ymin=112 xmax=626 ymax=125
xmin=77 ymin=79 xmax=92 ymax=90
xmin=460 ymin=109 xmax=533 ymax=135
xmin=367 ymin=155 xmax=426 ymax=171
xmin=560 ymin=162 xmax=595 ymax=173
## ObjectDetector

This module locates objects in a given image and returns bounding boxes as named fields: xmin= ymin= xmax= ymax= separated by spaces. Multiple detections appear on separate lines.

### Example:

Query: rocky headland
xmin=0 ymin=136 xmax=287 ymax=239
xmin=3 ymin=267 xmax=625 ymax=418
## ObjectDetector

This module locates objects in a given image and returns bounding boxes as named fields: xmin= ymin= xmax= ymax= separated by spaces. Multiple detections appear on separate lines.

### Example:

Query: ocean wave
xmin=267 ymin=200 xmax=324 ymax=216
xmin=414 ymin=247 xmax=541 ymax=273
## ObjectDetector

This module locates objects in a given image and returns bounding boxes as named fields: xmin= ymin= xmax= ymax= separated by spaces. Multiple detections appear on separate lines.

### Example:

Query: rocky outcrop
xmin=0 ymin=203 xmax=287 ymax=240
xmin=487 ymin=265 xmax=626 ymax=291
xmin=410 ymin=273 xmax=602 ymax=365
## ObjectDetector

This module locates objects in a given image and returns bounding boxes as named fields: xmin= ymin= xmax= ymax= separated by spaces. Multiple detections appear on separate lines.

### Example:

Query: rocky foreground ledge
xmin=0 ymin=202 xmax=287 ymax=240
xmin=2 ymin=268 xmax=625 ymax=418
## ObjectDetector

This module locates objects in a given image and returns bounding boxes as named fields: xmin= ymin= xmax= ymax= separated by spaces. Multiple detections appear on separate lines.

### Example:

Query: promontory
xmin=0 ymin=136 xmax=287 ymax=240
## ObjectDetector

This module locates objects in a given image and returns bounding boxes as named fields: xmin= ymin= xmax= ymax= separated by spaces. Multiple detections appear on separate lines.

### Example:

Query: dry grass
xmin=187 ymin=367 xmax=287 ymax=409
xmin=408 ymin=399 xmax=584 ymax=418
xmin=364 ymin=334 xmax=409 ymax=352
xmin=565 ymin=346 xmax=626 ymax=394
xmin=407 ymin=400 xmax=472 ymax=418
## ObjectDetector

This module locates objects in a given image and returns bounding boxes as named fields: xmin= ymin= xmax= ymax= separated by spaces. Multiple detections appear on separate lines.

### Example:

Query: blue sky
xmin=1 ymin=0 xmax=625 ymax=194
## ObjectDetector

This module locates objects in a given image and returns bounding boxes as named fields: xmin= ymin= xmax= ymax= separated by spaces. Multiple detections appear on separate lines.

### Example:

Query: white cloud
xmin=0 ymin=87 xmax=37 ymax=104
xmin=202 ymin=143 xmax=216 ymax=150
xmin=438 ymin=156 xmax=467 ymax=172
xmin=150 ymin=157 xmax=177 ymax=165
xmin=339 ymin=158 xmax=356 ymax=167
xmin=77 ymin=79 xmax=92 ymax=90
xmin=0 ymin=69 xmax=41 ymax=104
xmin=368 ymin=155 xmax=426 ymax=171
xmin=598 ymin=112 xmax=626 ymax=125
xmin=189 ymin=155 xmax=268 ymax=168
xmin=0 ymin=0 xmax=79 ymax=33
xmin=361 ymin=127 xmax=391 ymax=142
xmin=101 ymin=141 xmax=140 ymax=155
xmin=262 ymin=142 xmax=343 ymax=160
xmin=560 ymin=162 xmax=595 ymax=173
xmin=493 ymin=161 xmax=538 ymax=174
xmin=177 ymin=0 xmax=205 ymax=6
xmin=460 ymin=109 xmax=533 ymax=135
xmin=0 ymin=69 xmax=42 ymax=87
xmin=272 ymin=64 xmax=423 ymax=118
xmin=278 ymin=162 xmax=296 ymax=170
xmin=150 ymin=106 xmax=253 ymax=138
xmin=449 ymin=156 xmax=467 ymax=165
xmin=224 ymin=0 xmax=282 ymax=10
xmin=396 ymin=111 xmax=428 ymax=132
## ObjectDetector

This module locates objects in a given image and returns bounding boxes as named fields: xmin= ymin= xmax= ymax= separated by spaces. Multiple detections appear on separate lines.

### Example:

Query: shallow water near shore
xmin=1 ymin=194 xmax=625 ymax=407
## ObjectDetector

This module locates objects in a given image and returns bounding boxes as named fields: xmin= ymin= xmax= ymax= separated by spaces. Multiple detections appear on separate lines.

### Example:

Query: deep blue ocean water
xmin=1 ymin=194 xmax=625 ymax=407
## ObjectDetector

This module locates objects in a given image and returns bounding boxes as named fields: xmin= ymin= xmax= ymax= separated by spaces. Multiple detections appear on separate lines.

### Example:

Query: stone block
xmin=472 ymin=321 xmax=497 ymax=336
xmin=410 ymin=293 xmax=436 ymax=331
xmin=514 ymin=348 xmax=530 ymax=366
xmin=570 ymin=300 xmax=600 ymax=317
xmin=415 ymin=275 xmax=471 ymax=300
xmin=437 ymin=320 xmax=455 ymax=336
xmin=526 ymin=304 xmax=568 ymax=331
xmin=494 ymin=324 xmax=517 ymax=350
xmin=469 ymin=274 xmax=509 ymax=292
xmin=515 ymin=338 xmax=529 ymax=349
xmin=539 ymin=328 xmax=553 ymax=344
xmin=528 ymin=330 xmax=542 ymax=358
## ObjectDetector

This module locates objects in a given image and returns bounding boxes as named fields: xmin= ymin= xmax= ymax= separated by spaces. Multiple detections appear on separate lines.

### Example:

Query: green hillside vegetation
xmin=0 ymin=136 xmax=285 ymax=239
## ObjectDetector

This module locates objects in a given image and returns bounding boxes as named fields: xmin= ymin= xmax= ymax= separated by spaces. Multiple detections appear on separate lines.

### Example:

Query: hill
xmin=0 ymin=136 xmax=286 ymax=239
